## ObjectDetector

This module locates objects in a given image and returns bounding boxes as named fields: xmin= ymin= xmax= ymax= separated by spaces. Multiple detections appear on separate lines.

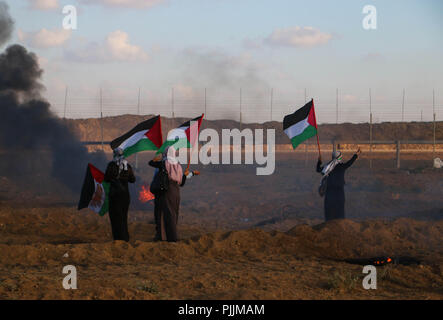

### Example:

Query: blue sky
xmin=3 ymin=0 xmax=443 ymax=122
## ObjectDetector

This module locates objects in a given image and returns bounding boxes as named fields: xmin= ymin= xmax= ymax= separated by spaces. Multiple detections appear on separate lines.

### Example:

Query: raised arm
xmin=342 ymin=147 xmax=361 ymax=169
xmin=342 ymin=154 xmax=358 ymax=169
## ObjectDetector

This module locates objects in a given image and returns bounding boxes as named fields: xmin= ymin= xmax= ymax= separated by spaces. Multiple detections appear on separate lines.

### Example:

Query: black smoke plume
xmin=0 ymin=2 xmax=13 ymax=47
xmin=0 ymin=3 xmax=106 ymax=195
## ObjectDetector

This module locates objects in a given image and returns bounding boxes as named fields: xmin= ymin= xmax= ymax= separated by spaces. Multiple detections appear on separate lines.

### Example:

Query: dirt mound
xmin=1 ymin=207 xmax=442 ymax=299
xmin=287 ymin=218 xmax=443 ymax=262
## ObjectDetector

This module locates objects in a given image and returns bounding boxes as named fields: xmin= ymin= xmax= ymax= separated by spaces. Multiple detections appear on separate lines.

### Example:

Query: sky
xmin=2 ymin=0 xmax=443 ymax=123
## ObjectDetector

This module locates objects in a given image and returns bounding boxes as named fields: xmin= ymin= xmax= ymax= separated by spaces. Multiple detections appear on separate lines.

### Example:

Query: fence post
xmin=171 ymin=87 xmax=175 ymax=119
xmin=433 ymin=113 xmax=436 ymax=158
xmin=63 ymin=86 xmax=68 ymax=119
xmin=336 ymin=88 xmax=338 ymax=124
xmin=433 ymin=89 xmax=436 ymax=159
xmin=332 ymin=140 xmax=336 ymax=155
xmin=402 ymin=88 xmax=405 ymax=122
xmin=396 ymin=140 xmax=401 ymax=169
xmin=369 ymin=113 xmax=373 ymax=169
xmin=100 ymin=88 xmax=104 ymax=151
xmin=270 ymin=88 xmax=273 ymax=122
xmin=239 ymin=88 xmax=242 ymax=129
xmin=135 ymin=87 xmax=141 ymax=170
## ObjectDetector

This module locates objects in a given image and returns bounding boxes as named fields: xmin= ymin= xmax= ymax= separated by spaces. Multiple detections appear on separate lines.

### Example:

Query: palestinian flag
xmin=110 ymin=115 xmax=163 ymax=157
xmin=157 ymin=114 xmax=204 ymax=153
xmin=283 ymin=99 xmax=318 ymax=149
xmin=78 ymin=163 xmax=109 ymax=216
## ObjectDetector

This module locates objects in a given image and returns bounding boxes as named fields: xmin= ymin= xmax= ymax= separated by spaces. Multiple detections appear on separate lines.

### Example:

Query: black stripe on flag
xmin=110 ymin=115 xmax=160 ymax=150
xmin=283 ymin=99 xmax=313 ymax=130
xmin=77 ymin=165 xmax=94 ymax=210
xmin=177 ymin=115 xmax=203 ymax=128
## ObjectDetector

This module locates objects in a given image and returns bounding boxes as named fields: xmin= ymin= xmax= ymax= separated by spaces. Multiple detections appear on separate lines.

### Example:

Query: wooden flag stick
xmin=186 ymin=157 xmax=191 ymax=171
xmin=312 ymin=99 xmax=321 ymax=161
xmin=186 ymin=113 xmax=205 ymax=172
xmin=316 ymin=133 xmax=322 ymax=161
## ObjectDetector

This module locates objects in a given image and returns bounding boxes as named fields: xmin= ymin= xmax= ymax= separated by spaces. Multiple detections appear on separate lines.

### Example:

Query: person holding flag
xmin=283 ymin=99 xmax=362 ymax=221
xmin=105 ymin=116 xmax=163 ymax=241
xmin=103 ymin=147 xmax=136 ymax=242
xmin=149 ymin=115 xmax=203 ymax=242
xmin=316 ymin=148 xmax=361 ymax=221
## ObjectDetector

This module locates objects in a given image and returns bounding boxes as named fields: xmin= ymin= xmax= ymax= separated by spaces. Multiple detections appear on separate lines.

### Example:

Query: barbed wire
xmin=46 ymin=86 xmax=442 ymax=124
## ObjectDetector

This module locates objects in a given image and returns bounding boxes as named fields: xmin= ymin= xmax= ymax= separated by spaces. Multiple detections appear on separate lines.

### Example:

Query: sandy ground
xmin=0 ymin=207 xmax=441 ymax=300
xmin=0 ymin=154 xmax=442 ymax=300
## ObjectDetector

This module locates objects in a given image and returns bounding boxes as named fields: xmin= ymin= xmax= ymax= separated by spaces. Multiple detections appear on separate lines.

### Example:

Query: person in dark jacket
xmin=149 ymin=146 xmax=200 ymax=242
xmin=104 ymin=148 xmax=136 ymax=241
xmin=316 ymin=148 xmax=361 ymax=221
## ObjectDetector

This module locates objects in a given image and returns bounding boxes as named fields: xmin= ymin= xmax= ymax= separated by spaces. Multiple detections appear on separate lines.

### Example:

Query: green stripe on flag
xmin=156 ymin=138 xmax=191 ymax=154
xmin=99 ymin=181 xmax=110 ymax=216
xmin=290 ymin=125 xmax=317 ymax=149
xmin=123 ymin=138 xmax=159 ymax=157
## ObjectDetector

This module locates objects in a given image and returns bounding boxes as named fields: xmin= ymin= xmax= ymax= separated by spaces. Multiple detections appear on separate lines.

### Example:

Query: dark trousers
xmin=324 ymin=187 xmax=345 ymax=221
xmin=153 ymin=183 xmax=180 ymax=242
xmin=108 ymin=194 xmax=130 ymax=242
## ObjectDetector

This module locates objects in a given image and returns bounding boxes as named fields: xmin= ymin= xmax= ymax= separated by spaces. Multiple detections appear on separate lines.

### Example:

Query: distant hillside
xmin=66 ymin=114 xmax=443 ymax=144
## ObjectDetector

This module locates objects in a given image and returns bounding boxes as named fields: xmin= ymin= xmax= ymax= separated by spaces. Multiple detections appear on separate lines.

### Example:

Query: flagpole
xmin=186 ymin=113 xmax=204 ymax=172
xmin=312 ymin=99 xmax=321 ymax=161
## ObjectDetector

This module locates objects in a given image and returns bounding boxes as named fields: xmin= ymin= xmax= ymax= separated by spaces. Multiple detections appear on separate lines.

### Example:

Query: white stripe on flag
xmin=166 ymin=127 xmax=187 ymax=141
xmin=119 ymin=129 xmax=148 ymax=150
xmin=88 ymin=181 xmax=105 ymax=213
xmin=284 ymin=118 xmax=310 ymax=139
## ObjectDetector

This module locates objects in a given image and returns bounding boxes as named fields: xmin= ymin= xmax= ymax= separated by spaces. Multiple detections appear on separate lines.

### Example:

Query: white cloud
xmin=106 ymin=30 xmax=149 ymax=61
xmin=18 ymin=28 xmax=71 ymax=48
xmin=265 ymin=26 xmax=332 ymax=48
xmin=79 ymin=0 xmax=165 ymax=9
xmin=64 ymin=30 xmax=149 ymax=63
xmin=27 ymin=0 xmax=59 ymax=10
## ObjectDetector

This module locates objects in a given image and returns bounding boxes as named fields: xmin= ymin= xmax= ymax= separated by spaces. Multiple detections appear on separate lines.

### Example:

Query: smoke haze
xmin=0 ymin=2 xmax=106 ymax=194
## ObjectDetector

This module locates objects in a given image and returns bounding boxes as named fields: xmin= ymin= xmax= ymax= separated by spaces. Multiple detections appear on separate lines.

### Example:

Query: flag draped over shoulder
xmin=110 ymin=115 xmax=163 ymax=157
xmin=78 ymin=163 xmax=109 ymax=216
xmin=283 ymin=99 xmax=318 ymax=149
xmin=157 ymin=114 xmax=204 ymax=154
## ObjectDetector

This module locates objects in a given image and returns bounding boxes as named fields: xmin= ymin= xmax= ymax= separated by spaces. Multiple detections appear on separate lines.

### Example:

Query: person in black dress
xmin=149 ymin=146 xmax=199 ymax=242
xmin=316 ymin=148 xmax=361 ymax=221
xmin=104 ymin=148 xmax=136 ymax=241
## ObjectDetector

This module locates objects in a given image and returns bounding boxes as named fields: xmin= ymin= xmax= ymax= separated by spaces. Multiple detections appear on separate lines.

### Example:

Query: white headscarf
xmin=113 ymin=147 xmax=128 ymax=172
xmin=321 ymin=151 xmax=343 ymax=176
xmin=163 ymin=146 xmax=183 ymax=184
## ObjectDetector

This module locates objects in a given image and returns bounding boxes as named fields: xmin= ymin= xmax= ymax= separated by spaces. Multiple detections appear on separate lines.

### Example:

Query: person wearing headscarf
xmin=104 ymin=147 xmax=136 ymax=241
xmin=316 ymin=148 xmax=361 ymax=221
xmin=149 ymin=146 xmax=200 ymax=242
